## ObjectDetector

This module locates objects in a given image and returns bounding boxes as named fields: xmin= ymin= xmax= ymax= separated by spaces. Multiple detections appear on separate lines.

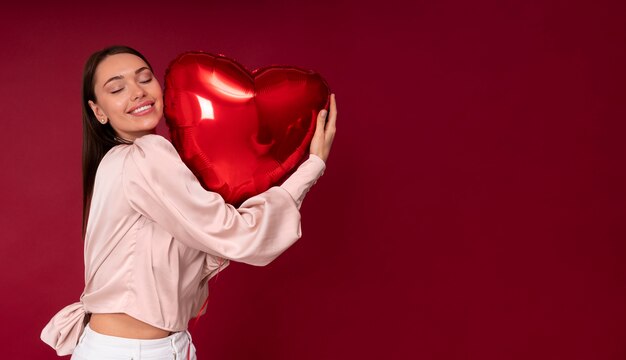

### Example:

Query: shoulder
xmin=122 ymin=134 xmax=189 ymax=182
xmin=122 ymin=134 xmax=184 ymax=167
xmin=131 ymin=134 xmax=178 ymax=156
xmin=108 ymin=134 xmax=174 ymax=156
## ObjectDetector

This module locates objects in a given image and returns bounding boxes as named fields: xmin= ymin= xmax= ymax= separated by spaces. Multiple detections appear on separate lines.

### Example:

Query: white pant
xmin=70 ymin=324 xmax=197 ymax=360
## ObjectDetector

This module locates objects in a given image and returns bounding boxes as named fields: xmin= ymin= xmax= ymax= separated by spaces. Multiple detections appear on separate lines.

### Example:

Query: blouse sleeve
xmin=122 ymin=134 xmax=325 ymax=266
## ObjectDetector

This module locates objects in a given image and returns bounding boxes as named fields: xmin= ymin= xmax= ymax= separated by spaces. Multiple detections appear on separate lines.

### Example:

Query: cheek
xmin=149 ymin=82 xmax=164 ymax=100
xmin=99 ymin=101 xmax=128 ymax=122
xmin=117 ymin=96 xmax=129 ymax=106
xmin=97 ymin=97 xmax=125 ymax=117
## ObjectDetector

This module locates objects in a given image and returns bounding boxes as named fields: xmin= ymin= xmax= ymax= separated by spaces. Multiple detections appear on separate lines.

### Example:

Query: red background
xmin=1 ymin=0 xmax=625 ymax=359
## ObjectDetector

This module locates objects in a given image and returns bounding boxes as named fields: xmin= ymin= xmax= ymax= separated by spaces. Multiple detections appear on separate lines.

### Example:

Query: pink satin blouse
xmin=40 ymin=134 xmax=326 ymax=356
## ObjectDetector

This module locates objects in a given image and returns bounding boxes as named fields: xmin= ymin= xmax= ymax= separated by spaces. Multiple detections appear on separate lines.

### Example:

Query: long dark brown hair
xmin=81 ymin=45 xmax=154 ymax=240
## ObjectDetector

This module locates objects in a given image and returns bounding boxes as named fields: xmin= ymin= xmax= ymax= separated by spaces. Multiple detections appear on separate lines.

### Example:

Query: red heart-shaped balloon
xmin=163 ymin=52 xmax=330 ymax=206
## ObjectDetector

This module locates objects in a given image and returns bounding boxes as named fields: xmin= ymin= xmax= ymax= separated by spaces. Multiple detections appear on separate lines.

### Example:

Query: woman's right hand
xmin=309 ymin=93 xmax=337 ymax=163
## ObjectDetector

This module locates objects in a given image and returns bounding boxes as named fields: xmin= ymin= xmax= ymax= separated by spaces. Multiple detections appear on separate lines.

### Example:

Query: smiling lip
xmin=128 ymin=101 xmax=155 ymax=116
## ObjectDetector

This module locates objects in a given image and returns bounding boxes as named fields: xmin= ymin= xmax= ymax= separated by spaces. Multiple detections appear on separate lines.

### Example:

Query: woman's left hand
xmin=309 ymin=93 xmax=337 ymax=163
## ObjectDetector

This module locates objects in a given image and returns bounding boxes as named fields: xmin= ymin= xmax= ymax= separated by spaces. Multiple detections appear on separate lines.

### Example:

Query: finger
xmin=326 ymin=94 xmax=337 ymax=131
xmin=324 ymin=94 xmax=336 ymax=137
xmin=316 ymin=109 xmax=328 ymax=137
xmin=325 ymin=128 xmax=336 ymax=146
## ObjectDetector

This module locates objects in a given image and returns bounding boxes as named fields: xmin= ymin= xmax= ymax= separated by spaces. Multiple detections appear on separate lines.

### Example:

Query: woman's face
xmin=88 ymin=53 xmax=163 ymax=141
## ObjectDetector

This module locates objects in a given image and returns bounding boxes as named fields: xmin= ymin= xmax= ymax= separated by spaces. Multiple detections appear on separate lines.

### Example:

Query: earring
xmin=100 ymin=118 xmax=106 ymax=124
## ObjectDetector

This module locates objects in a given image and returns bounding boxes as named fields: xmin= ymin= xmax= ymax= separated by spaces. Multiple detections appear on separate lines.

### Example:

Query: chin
xmin=139 ymin=114 xmax=161 ymax=126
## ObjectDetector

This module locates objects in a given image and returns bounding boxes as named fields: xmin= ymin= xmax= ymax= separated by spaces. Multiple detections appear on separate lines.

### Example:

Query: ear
xmin=88 ymin=100 xmax=107 ymax=124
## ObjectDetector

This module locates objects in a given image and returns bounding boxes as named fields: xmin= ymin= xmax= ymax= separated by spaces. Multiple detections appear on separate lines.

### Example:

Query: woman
xmin=40 ymin=45 xmax=337 ymax=359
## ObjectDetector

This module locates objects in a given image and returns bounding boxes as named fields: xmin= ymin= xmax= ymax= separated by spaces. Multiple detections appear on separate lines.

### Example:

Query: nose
xmin=130 ymin=82 xmax=147 ymax=101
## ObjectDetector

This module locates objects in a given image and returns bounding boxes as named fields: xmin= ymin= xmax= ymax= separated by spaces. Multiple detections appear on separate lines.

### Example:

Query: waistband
xmin=81 ymin=323 xmax=191 ymax=351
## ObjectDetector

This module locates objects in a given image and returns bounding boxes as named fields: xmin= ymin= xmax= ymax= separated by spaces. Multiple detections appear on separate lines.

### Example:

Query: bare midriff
xmin=89 ymin=313 xmax=172 ymax=339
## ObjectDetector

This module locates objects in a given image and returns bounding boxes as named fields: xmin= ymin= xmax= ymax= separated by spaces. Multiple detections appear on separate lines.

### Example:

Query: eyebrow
xmin=102 ymin=66 xmax=151 ymax=87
